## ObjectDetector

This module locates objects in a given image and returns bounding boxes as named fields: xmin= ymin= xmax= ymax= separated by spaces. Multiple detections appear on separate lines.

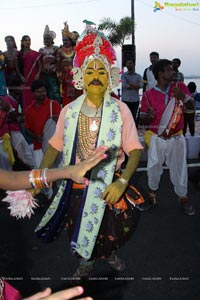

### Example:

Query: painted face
xmin=84 ymin=59 xmax=109 ymax=96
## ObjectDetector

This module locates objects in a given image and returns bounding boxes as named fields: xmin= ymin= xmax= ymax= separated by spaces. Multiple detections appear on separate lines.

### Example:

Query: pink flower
xmin=2 ymin=190 xmax=39 ymax=219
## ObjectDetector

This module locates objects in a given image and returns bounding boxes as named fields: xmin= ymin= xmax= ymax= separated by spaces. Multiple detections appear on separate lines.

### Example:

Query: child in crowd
xmin=187 ymin=81 xmax=200 ymax=110
xmin=183 ymin=81 xmax=197 ymax=136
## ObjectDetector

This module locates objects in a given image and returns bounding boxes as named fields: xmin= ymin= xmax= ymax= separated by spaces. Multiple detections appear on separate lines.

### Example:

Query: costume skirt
xmin=66 ymin=188 xmax=140 ymax=260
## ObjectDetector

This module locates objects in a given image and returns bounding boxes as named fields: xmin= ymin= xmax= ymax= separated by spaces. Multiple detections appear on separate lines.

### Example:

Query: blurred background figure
xmin=16 ymin=35 xmax=42 ymax=112
xmin=3 ymin=35 xmax=20 ymax=84
xmin=0 ymin=51 xmax=7 ymax=96
xmin=172 ymin=58 xmax=184 ymax=83
xmin=182 ymin=81 xmax=196 ymax=136
xmin=121 ymin=59 xmax=143 ymax=125
xmin=143 ymin=51 xmax=159 ymax=92
xmin=39 ymin=25 xmax=61 ymax=103
xmin=56 ymin=22 xmax=82 ymax=106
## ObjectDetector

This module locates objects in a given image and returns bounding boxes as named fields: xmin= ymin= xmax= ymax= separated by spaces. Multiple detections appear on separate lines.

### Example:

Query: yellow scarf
xmin=2 ymin=133 xmax=15 ymax=165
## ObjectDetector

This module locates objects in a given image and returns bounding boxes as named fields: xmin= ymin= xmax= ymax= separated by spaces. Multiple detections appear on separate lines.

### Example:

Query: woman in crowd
xmin=3 ymin=36 xmax=20 ymax=84
xmin=16 ymin=35 xmax=42 ymax=111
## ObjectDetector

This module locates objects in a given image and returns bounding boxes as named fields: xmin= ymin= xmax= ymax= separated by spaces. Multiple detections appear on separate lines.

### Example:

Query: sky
xmin=0 ymin=0 xmax=200 ymax=76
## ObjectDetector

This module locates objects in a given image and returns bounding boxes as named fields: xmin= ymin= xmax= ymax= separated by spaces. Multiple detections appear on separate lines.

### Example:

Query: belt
xmin=158 ymin=130 xmax=183 ymax=140
xmin=159 ymin=134 xmax=180 ymax=140
xmin=72 ymin=182 xmax=85 ymax=189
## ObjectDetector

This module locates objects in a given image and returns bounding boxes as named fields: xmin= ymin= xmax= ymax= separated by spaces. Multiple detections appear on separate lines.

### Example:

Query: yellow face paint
xmin=84 ymin=59 xmax=108 ymax=97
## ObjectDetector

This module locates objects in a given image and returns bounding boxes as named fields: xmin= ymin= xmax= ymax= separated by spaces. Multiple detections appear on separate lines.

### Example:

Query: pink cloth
xmin=49 ymin=97 xmax=143 ymax=169
xmin=140 ymin=82 xmax=191 ymax=134
xmin=0 ymin=114 xmax=9 ymax=137
xmin=22 ymin=50 xmax=41 ymax=111
xmin=3 ymin=280 xmax=22 ymax=300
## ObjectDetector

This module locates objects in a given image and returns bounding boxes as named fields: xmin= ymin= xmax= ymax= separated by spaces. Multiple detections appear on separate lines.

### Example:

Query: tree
xmin=98 ymin=17 xmax=134 ymax=48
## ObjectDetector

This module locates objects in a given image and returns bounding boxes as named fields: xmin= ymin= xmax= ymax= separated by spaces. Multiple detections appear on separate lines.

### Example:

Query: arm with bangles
xmin=0 ymin=145 xmax=108 ymax=191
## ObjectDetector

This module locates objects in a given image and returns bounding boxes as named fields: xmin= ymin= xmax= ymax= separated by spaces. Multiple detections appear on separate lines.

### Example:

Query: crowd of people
xmin=0 ymin=22 xmax=83 ymax=174
xmin=0 ymin=21 xmax=200 ymax=299
xmin=121 ymin=51 xmax=200 ymax=197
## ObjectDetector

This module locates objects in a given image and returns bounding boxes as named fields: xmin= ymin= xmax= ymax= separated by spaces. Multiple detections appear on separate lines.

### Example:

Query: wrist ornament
xmin=117 ymin=177 xmax=128 ymax=185
xmin=29 ymin=168 xmax=51 ymax=189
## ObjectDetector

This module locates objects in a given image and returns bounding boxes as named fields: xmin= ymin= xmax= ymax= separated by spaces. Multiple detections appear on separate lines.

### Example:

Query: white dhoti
xmin=11 ymin=131 xmax=35 ymax=168
xmin=147 ymin=134 xmax=188 ymax=197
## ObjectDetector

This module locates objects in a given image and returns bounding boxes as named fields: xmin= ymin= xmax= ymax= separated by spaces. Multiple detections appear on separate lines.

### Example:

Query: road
xmin=0 ymin=164 xmax=200 ymax=300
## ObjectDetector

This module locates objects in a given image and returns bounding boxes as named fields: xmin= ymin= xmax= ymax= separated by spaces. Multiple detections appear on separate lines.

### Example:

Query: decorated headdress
xmin=72 ymin=22 xmax=120 ymax=92
xmin=43 ymin=25 xmax=56 ymax=40
xmin=62 ymin=21 xmax=75 ymax=40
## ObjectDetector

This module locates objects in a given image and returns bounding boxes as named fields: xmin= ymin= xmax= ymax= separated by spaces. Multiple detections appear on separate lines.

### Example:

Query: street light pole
xmin=131 ymin=0 xmax=136 ymax=62
xmin=121 ymin=0 xmax=136 ymax=68
xmin=131 ymin=0 xmax=135 ymax=46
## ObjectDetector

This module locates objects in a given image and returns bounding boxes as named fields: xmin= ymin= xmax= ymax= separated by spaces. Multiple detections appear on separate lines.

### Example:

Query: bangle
xmin=29 ymin=168 xmax=51 ymax=189
xmin=118 ymin=177 xmax=128 ymax=185
xmin=42 ymin=168 xmax=50 ymax=188
xmin=29 ymin=170 xmax=37 ymax=189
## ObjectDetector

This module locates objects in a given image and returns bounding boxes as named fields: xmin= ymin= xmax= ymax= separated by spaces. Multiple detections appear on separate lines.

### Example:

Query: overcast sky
xmin=0 ymin=0 xmax=200 ymax=76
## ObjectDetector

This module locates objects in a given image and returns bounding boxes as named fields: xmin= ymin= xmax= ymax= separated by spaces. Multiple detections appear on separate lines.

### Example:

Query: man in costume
xmin=35 ymin=25 xmax=143 ymax=276
xmin=56 ymin=22 xmax=82 ymax=106
xmin=139 ymin=59 xmax=195 ymax=216
xmin=39 ymin=25 xmax=61 ymax=103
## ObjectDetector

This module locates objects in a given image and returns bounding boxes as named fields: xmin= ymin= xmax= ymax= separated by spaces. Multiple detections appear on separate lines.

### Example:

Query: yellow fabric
xmin=176 ymin=130 xmax=183 ymax=136
xmin=2 ymin=133 xmax=15 ymax=165
xmin=144 ymin=129 xmax=183 ymax=148
xmin=144 ymin=130 xmax=154 ymax=148
xmin=60 ymin=83 xmax=63 ymax=97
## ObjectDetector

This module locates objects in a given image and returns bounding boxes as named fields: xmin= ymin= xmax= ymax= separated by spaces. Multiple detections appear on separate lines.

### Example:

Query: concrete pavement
xmin=0 ymin=166 xmax=200 ymax=300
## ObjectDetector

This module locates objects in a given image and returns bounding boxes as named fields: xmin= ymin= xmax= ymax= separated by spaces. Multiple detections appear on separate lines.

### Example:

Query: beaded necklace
xmin=77 ymin=101 xmax=102 ymax=160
